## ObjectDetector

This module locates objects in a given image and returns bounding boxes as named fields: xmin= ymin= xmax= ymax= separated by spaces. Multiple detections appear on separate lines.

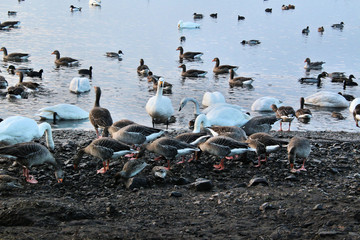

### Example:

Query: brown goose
xmin=246 ymin=132 xmax=286 ymax=167
xmin=176 ymin=46 xmax=203 ymax=59
xmin=178 ymin=64 xmax=207 ymax=77
xmin=15 ymin=72 xmax=40 ymax=90
xmin=287 ymin=136 xmax=311 ymax=173
xmin=295 ymin=97 xmax=312 ymax=122
xmin=199 ymin=136 xmax=255 ymax=170
xmin=89 ymin=86 xmax=113 ymax=137
xmin=207 ymin=126 xmax=247 ymax=141
xmin=271 ymin=104 xmax=296 ymax=131
xmin=304 ymin=58 xmax=325 ymax=70
xmin=212 ymin=57 xmax=238 ymax=74
xmin=26 ymin=69 xmax=43 ymax=78
xmin=352 ymin=104 xmax=360 ymax=127
xmin=102 ymin=119 xmax=135 ymax=137
xmin=242 ymin=115 xmax=278 ymax=135
xmin=73 ymin=137 xmax=137 ymax=174
xmin=0 ymin=47 xmax=29 ymax=61
xmin=228 ymin=69 xmax=254 ymax=87
xmin=137 ymin=58 xmax=150 ymax=75
xmin=51 ymin=50 xmax=79 ymax=66
xmin=0 ymin=142 xmax=64 ymax=184
xmin=144 ymin=137 xmax=200 ymax=170
xmin=174 ymin=132 xmax=210 ymax=163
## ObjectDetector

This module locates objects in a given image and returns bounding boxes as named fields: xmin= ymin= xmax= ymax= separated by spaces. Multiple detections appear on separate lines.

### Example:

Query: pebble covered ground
xmin=0 ymin=129 xmax=360 ymax=239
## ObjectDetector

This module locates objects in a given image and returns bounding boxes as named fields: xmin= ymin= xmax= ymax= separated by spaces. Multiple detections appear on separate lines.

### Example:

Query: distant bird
xmin=51 ymin=50 xmax=79 ymax=66
xmin=74 ymin=137 xmax=137 ymax=174
xmin=147 ymin=72 xmax=172 ymax=93
xmin=178 ymin=64 xmax=207 ymax=77
xmin=115 ymin=158 xmax=148 ymax=179
xmin=179 ymin=36 xmax=186 ymax=42
xmin=241 ymin=40 xmax=261 ymax=45
xmin=265 ymin=8 xmax=272 ymax=13
xmin=318 ymin=26 xmax=324 ymax=32
xmin=330 ymin=73 xmax=351 ymax=82
xmin=69 ymin=77 xmax=91 ymax=93
xmin=288 ymin=4 xmax=295 ymax=9
xmin=137 ymin=58 xmax=150 ymax=75
xmin=0 ymin=142 xmax=63 ymax=184
xmin=145 ymin=78 xmax=174 ymax=128
xmin=16 ymin=72 xmax=40 ymax=90
xmin=199 ymin=136 xmax=255 ymax=170
xmin=287 ymin=137 xmax=311 ymax=173
xmin=304 ymin=58 xmax=325 ymax=70
xmin=89 ymin=86 xmax=113 ymax=137
xmin=177 ymin=20 xmax=200 ymax=29
xmin=331 ymin=111 xmax=345 ymax=120
xmin=210 ymin=13 xmax=217 ymax=18
xmin=106 ymin=50 xmax=123 ymax=58
xmin=299 ymin=72 xmax=327 ymax=87
xmin=0 ymin=116 xmax=54 ymax=150
xmin=7 ymin=11 xmax=17 ymax=16
xmin=229 ymin=69 xmax=253 ymax=87
xmin=26 ymin=69 xmax=43 ymax=78
xmin=70 ymin=5 xmax=82 ymax=11
xmin=352 ymin=104 xmax=360 ymax=127
xmin=238 ymin=15 xmax=245 ymax=20
xmin=89 ymin=0 xmax=101 ymax=6
xmin=176 ymin=46 xmax=203 ymax=59
xmin=281 ymin=5 xmax=289 ymax=10
xmin=0 ymin=21 xmax=20 ymax=28
xmin=0 ymin=47 xmax=29 ymax=61
xmin=0 ymin=75 xmax=8 ymax=89
xmin=78 ymin=66 xmax=93 ymax=78
xmin=295 ymin=97 xmax=312 ymax=122
xmin=271 ymin=104 xmax=296 ymax=131
xmin=212 ymin=57 xmax=238 ymax=74
xmin=337 ymin=74 xmax=357 ymax=86
xmin=193 ymin=13 xmax=203 ymax=19
xmin=331 ymin=22 xmax=344 ymax=29
xmin=302 ymin=26 xmax=310 ymax=34
xmin=338 ymin=92 xmax=355 ymax=102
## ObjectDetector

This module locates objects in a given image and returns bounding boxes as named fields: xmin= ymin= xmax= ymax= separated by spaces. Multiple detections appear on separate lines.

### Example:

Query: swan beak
xmin=57 ymin=179 xmax=63 ymax=183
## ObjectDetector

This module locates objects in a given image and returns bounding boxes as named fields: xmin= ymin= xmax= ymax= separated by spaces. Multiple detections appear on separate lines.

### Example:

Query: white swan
xmin=304 ymin=91 xmax=349 ymax=108
xmin=193 ymin=109 xmax=251 ymax=133
xmin=202 ymin=91 xmax=225 ymax=107
xmin=251 ymin=97 xmax=283 ymax=112
xmin=177 ymin=20 xmax=200 ymax=29
xmin=69 ymin=77 xmax=91 ymax=93
xmin=349 ymin=98 xmax=360 ymax=113
xmin=37 ymin=104 xmax=89 ymax=120
xmin=146 ymin=78 xmax=174 ymax=128
xmin=0 ymin=116 xmax=54 ymax=150
xmin=89 ymin=0 xmax=101 ymax=6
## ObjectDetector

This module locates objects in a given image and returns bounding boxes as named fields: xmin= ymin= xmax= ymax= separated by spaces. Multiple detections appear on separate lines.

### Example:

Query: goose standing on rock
xmin=176 ymin=46 xmax=203 ymax=60
xmin=0 ymin=142 xmax=63 ymax=184
xmin=304 ymin=58 xmax=325 ymax=70
xmin=15 ymin=72 xmax=40 ymax=90
xmin=178 ymin=64 xmax=207 ymax=77
xmin=0 ymin=116 xmax=54 ymax=150
xmin=51 ymin=50 xmax=79 ymax=66
xmin=89 ymin=86 xmax=113 ymax=138
xmin=146 ymin=78 xmax=174 ymax=128
xmin=74 ymin=137 xmax=137 ymax=174
xmin=199 ymin=136 xmax=255 ymax=170
xmin=228 ymin=69 xmax=254 ymax=87
xmin=295 ymin=97 xmax=312 ymax=122
xmin=0 ymin=47 xmax=29 ymax=61
xmin=137 ymin=58 xmax=150 ymax=75
xmin=212 ymin=57 xmax=238 ymax=74
xmin=287 ymin=136 xmax=311 ymax=173
xmin=271 ymin=104 xmax=296 ymax=131
xmin=78 ymin=66 xmax=92 ymax=78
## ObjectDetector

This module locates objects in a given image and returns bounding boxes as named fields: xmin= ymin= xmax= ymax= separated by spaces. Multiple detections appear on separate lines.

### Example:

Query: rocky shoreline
xmin=0 ymin=129 xmax=360 ymax=239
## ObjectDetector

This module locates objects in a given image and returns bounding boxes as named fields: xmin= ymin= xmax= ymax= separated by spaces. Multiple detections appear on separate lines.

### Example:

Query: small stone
xmin=190 ymin=179 xmax=213 ymax=191
xmin=248 ymin=177 xmax=269 ymax=187
xmin=317 ymin=230 xmax=339 ymax=236
xmin=259 ymin=202 xmax=275 ymax=211
xmin=313 ymin=204 xmax=323 ymax=210
xmin=170 ymin=191 xmax=182 ymax=198
xmin=285 ymin=175 xmax=297 ymax=181
xmin=174 ymin=177 xmax=190 ymax=185
xmin=329 ymin=168 xmax=339 ymax=174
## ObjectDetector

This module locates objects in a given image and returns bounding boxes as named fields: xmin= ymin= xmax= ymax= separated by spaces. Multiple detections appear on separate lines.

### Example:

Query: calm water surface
xmin=1 ymin=0 xmax=360 ymax=132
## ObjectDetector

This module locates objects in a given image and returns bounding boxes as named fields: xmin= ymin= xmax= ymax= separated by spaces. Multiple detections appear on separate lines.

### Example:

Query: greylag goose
xmin=106 ymin=50 xmax=123 ymax=58
xmin=199 ymin=136 xmax=255 ymax=170
xmin=0 ymin=116 xmax=54 ymax=150
xmin=331 ymin=22 xmax=344 ymax=29
xmin=144 ymin=136 xmax=200 ymax=169
xmin=207 ymin=126 xmax=247 ymax=141
xmin=287 ymin=136 xmax=311 ymax=173
xmin=6 ymin=85 xmax=28 ymax=99
xmin=89 ymin=86 xmax=113 ymax=137
xmin=238 ymin=15 xmax=245 ymax=20
xmin=178 ymin=64 xmax=207 ymax=77
xmin=331 ymin=111 xmax=345 ymax=120
xmin=242 ymin=115 xmax=278 ymax=135
xmin=102 ymin=119 xmax=135 ymax=137
xmin=51 ymin=50 xmax=79 ymax=66
xmin=246 ymin=132 xmax=286 ymax=167
xmin=0 ymin=142 xmax=63 ymax=184
xmin=0 ymin=21 xmax=20 ymax=28
xmin=78 ymin=66 xmax=92 ymax=78
xmin=304 ymin=58 xmax=325 ymax=70
xmin=137 ymin=58 xmax=150 ymax=75
xmin=295 ymin=97 xmax=312 ymax=122
xmin=352 ymin=104 xmax=360 ymax=127
xmin=0 ymin=174 xmax=23 ymax=191
xmin=115 ymin=158 xmax=148 ymax=179
xmin=0 ymin=75 xmax=8 ymax=89
xmin=26 ymin=69 xmax=43 ymax=78
xmin=228 ymin=69 xmax=253 ymax=87
xmin=74 ymin=137 xmax=137 ymax=174
xmin=271 ymin=104 xmax=296 ymax=131
xmin=302 ymin=26 xmax=310 ymax=34
xmin=175 ymin=132 xmax=210 ymax=163
xmin=15 ymin=72 xmax=40 ymax=90
xmin=193 ymin=13 xmax=203 ymax=19
xmin=176 ymin=46 xmax=203 ymax=59
xmin=318 ymin=26 xmax=324 ymax=32
xmin=145 ymin=78 xmax=174 ymax=128
xmin=70 ymin=5 xmax=82 ymax=11
xmin=0 ymin=47 xmax=29 ymax=61
xmin=212 ymin=57 xmax=238 ymax=74
xmin=179 ymin=36 xmax=186 ymax=43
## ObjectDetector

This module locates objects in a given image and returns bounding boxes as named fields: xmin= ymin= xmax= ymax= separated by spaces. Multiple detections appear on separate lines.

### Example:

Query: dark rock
xmin=174 ymin=177 xmax=191 ymax=185
xmin=248 ymin=177 xmax=269 ymax=187
xmin=313 ymin=204 xmax=323 ymax=210
xmin=169 ymin=191 xmax=182 ymax=198
xmin=190 ymin=179 xmax=213 ymax=191
xmin=317 ymin=230 xmax=339 ymax=236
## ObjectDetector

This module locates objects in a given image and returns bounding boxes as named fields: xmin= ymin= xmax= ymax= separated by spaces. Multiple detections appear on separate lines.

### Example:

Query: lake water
xmin=1 ymin=0 xmax=360 ymax=132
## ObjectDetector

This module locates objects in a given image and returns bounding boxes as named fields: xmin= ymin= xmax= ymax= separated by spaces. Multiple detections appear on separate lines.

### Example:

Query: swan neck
xmin=38 ymin=122 xmax=54 ymax=150
xmin=193 ymin=115 xmax=207 ymax=133
xmin=187 ymin=98 xmax=201 ymax=115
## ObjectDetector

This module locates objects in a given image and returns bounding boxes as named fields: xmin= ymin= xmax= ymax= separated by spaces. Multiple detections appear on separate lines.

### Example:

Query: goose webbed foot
xmin=26 ymin=175 xmax=38 ymax=184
